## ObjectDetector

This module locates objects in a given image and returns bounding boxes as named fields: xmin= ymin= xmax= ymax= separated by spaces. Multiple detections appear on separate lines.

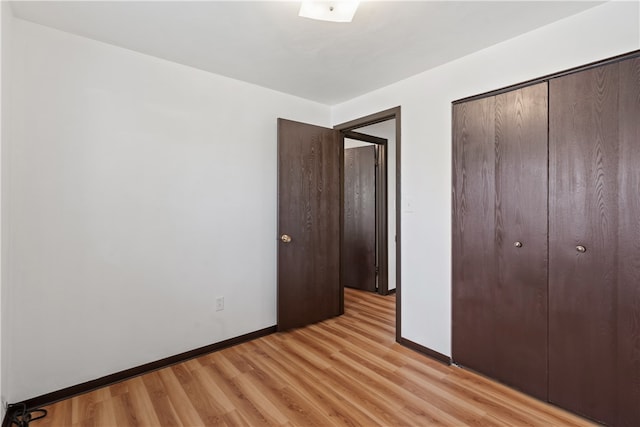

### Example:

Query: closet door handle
xmin=576 ymin=245 xmax=586 ymax=253
xmin=514 ymin=241 xmax=523 ymax=248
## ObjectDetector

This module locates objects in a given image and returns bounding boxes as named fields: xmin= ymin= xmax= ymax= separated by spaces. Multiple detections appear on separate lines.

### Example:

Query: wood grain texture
xmin=277 ymin=119 xmax=341 ymax=331
xmin=493 ymin=83 xmax=549 ymax=400
xmin=451 ymin=53 xmax=640 ymax=427
xmin=617 ymin=57 xmax=640 ymax=427
xmin=453 ymin=85 xmax=549 ymax=400
xmin=36 ymin=289 xmax=594 ymax=427
xmin=375 ymin=143 xmax=389 ymax=296
xmin=549 ymin=62 xmax=619 ymax=425
xmin=343 ymin=145 xmax=376 ymax=292
xmin=452 ymin=96 xmax=497 ymax=378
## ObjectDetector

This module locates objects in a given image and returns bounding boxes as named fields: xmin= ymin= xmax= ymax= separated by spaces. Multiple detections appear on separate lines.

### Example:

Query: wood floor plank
xmin=37 ymin=289 xmax=595 ymax=426
xmin=245 ymin=336 xmax=382 ymax=426
xmin=110 ymin=393 xmax=138 ymax=426
xmin=221 ymin=409 xmax=252 ymax=427
xmin=171 ymin=364 xmax=230 ymax=425
xmin=156 ymin=368 xmax=205 ymax=427
xmin=37 ymin=397 xmax=73 ymax=427
xmin=127 ymin=377 xmax=163 ymax=427
xmin=93 ymin=398 xmax=118 ymax=427
xmin=329 ymin=350 xmax=466 ymax=426
xmin=201 ymin=363 xmax=279 ymax=426
xmin=141 ymin=372 xmax=182 ymax=427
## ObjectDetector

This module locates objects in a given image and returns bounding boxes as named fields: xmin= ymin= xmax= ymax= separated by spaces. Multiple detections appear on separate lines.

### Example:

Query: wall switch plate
xmin=216 ymin=296 xmax=224 ymax=311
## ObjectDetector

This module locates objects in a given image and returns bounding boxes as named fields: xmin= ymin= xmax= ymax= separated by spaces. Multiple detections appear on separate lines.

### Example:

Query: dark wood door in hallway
xmin=343 ymin=145 xmax=377 ymax=293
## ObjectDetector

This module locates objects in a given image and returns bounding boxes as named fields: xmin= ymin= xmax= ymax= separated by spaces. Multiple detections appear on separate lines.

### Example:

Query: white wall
xmin=0 ymin=2 xmax=3 ymax=415
xmin=344 ymin=139 xmax=370 ymax=149
xmin=6 ymin=18 xmax=330 ymax=402
xmin=331 ymin=1 xmax=640 ymax=356
xmin=0 ymin=0 xmax=11 ymax=417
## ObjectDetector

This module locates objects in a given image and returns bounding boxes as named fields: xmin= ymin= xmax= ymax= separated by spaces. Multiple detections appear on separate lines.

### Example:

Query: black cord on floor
xmin=8 ymin=403 xmax=47 ymax=427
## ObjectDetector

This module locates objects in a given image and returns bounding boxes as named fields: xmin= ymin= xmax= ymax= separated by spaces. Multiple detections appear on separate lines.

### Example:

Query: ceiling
xmin=10 ymin=1 xmax=604 ymax=105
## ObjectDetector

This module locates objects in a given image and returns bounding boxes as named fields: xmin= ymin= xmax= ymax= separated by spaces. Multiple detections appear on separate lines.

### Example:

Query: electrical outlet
xmin=216 ymin=296 xmax=224 ymax=311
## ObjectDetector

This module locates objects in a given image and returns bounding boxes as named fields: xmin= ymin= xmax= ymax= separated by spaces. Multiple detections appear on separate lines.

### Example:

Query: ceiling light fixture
xmin=299 ymin=1 xmax=360 ymax=23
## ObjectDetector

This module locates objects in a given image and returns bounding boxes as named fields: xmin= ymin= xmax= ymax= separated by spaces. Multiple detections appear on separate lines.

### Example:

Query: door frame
xmin=334 ymin=106 xmax=401 ymax=342
xmin=343 ymin=132 xmax=388 ymax=295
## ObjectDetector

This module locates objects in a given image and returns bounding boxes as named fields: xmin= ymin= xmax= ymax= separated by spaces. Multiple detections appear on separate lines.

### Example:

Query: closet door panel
xmin=617 ymin=57 xmax=640 ymax=427
xmin=549 ymin=63 xmax=619 ymax=425
xmin=494 ymin=83 xmax=548 ymax=400
xmin=452 ymin=97 xmax=497 ymax=376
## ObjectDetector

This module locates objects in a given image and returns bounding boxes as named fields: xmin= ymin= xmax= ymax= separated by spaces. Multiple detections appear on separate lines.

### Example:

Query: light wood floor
xmin=37 ymin=289 xmax=594 ymax=426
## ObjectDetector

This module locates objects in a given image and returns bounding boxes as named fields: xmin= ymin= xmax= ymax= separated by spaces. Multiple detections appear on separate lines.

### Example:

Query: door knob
xmin=280 ymin=234 xmax=292 ymax=243
xmin=576 ymin=245 xmax=586 ymax=253
xmin=514 ymin=241 xmax=523 ymax=248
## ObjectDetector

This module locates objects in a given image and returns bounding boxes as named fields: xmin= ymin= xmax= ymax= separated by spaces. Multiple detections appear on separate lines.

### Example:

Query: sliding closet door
xmin=454 ymin=52 xmax=640 ymax=426
xmin=617 ymin=57 xmax=640 ymax=427
xmin=452 ymin=96 xmax=497 ymax=377
xmin=453 ymin=84 xmax=548 ymax=397
xmin=493 ymin=83 xmax=548 ymax=400
xmin=549 ymin=62 xmax=619 ymax=425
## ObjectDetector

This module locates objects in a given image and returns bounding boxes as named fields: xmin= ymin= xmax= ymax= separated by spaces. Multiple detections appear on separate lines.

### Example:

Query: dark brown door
xmin=452 ymin=95 xmax=498 ymax=377
xmin=549 ymin=57 xmax=640 ymax=427
xmin=549 ymin=63 xmax=619 ymax=425
xmin=617 ymin=57 xmax=640 ymax=427
xmin=453 ymin=83 xmax=548 ymax=399
xmin=277 ymin=118 xmax=342 ymax=332
xmin=493 ymin=83 xmax=548 ymax=400
xmin=343 ymin=145 xmax=377 ymax=292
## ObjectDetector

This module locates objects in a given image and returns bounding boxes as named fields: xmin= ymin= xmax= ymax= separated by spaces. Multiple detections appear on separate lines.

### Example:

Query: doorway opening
xmin=343 ymin=132 xmax=389 ymax=295
xmin=335 ymin=107 xmax=401 ymax=341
